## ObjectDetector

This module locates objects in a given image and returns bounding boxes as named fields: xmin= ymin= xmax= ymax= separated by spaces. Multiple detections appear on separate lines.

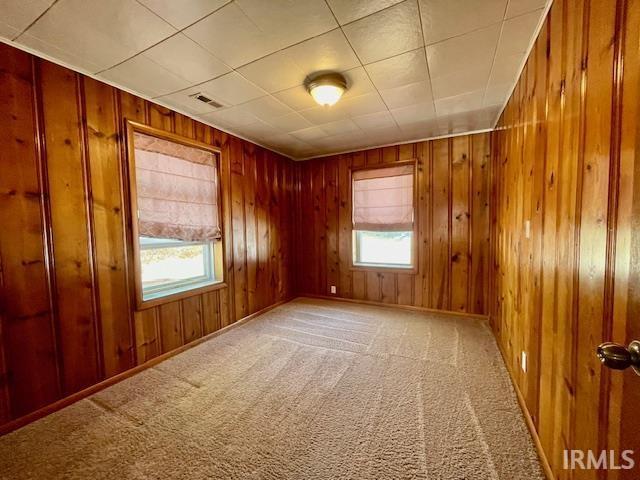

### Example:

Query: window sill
xmin=350 ymin=263 xmax=417 ymax=274
xmin=136 ymin=281 xmax=227 ymax=310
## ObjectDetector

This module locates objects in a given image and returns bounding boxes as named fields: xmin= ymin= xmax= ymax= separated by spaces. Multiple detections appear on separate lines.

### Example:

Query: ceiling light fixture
xmin=306 ymin=72 xmax=347 ymax=107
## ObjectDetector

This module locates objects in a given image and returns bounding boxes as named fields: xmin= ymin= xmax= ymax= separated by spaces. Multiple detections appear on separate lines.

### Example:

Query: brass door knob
xmin=596 ymin=341 xmax=640 ymax=375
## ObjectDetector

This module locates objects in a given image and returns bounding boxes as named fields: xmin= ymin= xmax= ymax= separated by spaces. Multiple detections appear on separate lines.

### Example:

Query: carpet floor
xmin=0 ymin=298 xmax=543 ymax=479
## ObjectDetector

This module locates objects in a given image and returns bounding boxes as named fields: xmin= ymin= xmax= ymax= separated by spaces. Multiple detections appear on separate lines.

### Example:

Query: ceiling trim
xmin=2 ymin=0 xmax=551 ymax=165
xmin=295 ymin=127 xmax=494 ymax=161
xmin=0 ymin=36 xmax=295 ymax=160
xmin=490 ymin=0 xmax=554 ymax=128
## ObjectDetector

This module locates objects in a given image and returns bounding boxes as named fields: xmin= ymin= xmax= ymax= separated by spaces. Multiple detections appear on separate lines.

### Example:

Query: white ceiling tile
xmin=273 ymin=85 xmax=318 ymax=111
xmin=437 ymin=108 xmax=494 ymax=132
xmin=313 ymin=130 xmax=366 ymax=149
xmin=0 ymin=23 xmax=20 ymax=39
xmin=235 ymin=0 xmax=336 ymax=49
xmin=137 ymin=0 xmax=230 ymax=29
xmin=236 ymin=119 xmax=281 ymax=138
xmin=99 ymin=55 xmax=191 ymax=97
xmin=380 ymin=80 xmax=433 ymax=109
xmin=269 ymin=112 xmax=314 ymax=132
xmin=0 ymin=0 xmax=54 ymax=40
xmin=390 ymin=100 xmax=436 ymax=125
xmin=263 ymin=133 xmax=298 ymax=150
xmin=434 ymin=89 xmax=484 ymax=117
xmin=157 ymin=90 xmax=219 ymax=115
xmin=397 ymin=119 xmax=438 ymax=139
xmin=290 ymin=126 xmax=327 ymax=142
xmin=289 ymin=145 xmax=318 ymax=158
xmin=341 ymin=67 xmax=377 ymax=98
xmin=194 ymin=72 xmax=265 ymax=105
xmin=351 ymin=111 xmax=397 ymax=130
xmin=342 ymin=0 xmax=423 ymax=64
xmin=238 ymin=96 xmax=294 ymax=122
xmin=495 ymin=9 xmax=543 ymax=58
xmin=200 ymin=105 xmax=260 ymax=127
xmin=339 ymin=92 xmax=387 ymax=117
xmin=365 ymin=48 xmax=428 ymax=90
xmin=506 ymin=0 xmax=547 ymax=18
xmin=366 ymin=124 xmax=403 ymax=141
xmin=184 ymin=3 xmax=280 ymax=68
xmin=325 ymin=0 xmax=405 ymax=25
xmin=144 ymin=33 xmax=230 ymax=85
xmin=484 ymin=83 xmax=512 ymax=107
xmin=238 ymin=51 xmax=306 ymax=93
xmin=430 ymin=66 xmax=490 ymax=99
xmin=419 ymin=0 xmax=507 ymax=45
xmin=487 ymin=53 xmax=522 ymax=87
xmin=426 ymin=23 xmax=501 ymax=80
xmin=17 ymin=32 xmax=106 ymax=71
xmin=299 ymin=104 xmax=350 ymax=124
xmin=284 ymin=29 xmax=360 ymax=74
xmin=18 ymin=0 xmax=175 ymax=73
xmin=320 ymin=118 xmax=361 ymax=136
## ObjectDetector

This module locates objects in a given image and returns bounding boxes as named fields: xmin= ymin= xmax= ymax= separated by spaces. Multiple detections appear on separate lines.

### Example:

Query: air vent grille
xmin=189 ymin=93 xmax=223 ymax=109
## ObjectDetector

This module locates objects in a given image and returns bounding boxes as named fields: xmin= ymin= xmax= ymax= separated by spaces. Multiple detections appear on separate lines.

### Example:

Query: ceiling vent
xmin=189 ymin=93 xmax=223 ymax=109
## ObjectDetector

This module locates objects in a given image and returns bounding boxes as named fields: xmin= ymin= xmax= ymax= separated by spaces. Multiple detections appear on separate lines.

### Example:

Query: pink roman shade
xmin=352 ymin=164 xmax=414 ymax=231
xmin=133 ymin=132 xmax=221 ymax=242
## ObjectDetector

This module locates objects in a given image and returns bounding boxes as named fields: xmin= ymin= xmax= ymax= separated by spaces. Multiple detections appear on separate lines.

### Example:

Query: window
xmin=127 ymin=122 xmax=224 ymax=307
xmin=352 ymin=164 xmax=415 ymax=269
xmin=140 ymin=237 xmax=221 ymax=301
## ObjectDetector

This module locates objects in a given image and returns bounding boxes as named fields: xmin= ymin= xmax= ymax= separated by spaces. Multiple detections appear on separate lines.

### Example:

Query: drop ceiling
xmin=0 ymin=0 xmax=550 ymax=160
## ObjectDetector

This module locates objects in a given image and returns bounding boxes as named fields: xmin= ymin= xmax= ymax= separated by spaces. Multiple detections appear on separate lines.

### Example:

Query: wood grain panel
xmin=296 ymin=133 xmax=491 ymax=315
xmin=39 ymin=61 xmax=101 ymax=395
xmin=0 ymin=48 xmax=60 ymax=419
xmin=491 ymin=0 xmax=640 ymax=478
xmin=0 ymin=42 xmax=296 ymax=429
xmin=83 ymin=77 xmax=135 ymax=378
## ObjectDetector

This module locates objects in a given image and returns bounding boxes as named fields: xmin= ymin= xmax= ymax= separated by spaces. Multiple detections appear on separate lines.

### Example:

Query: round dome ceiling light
xmin=306 ymin=72 xmax=347 ymax=107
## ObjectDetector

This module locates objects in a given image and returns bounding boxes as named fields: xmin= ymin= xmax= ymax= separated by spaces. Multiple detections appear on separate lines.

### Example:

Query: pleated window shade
xmin=133 ymin=132 xmax=221 ymax=242
xmin=352 ymin=164 xmax=414 ymax=231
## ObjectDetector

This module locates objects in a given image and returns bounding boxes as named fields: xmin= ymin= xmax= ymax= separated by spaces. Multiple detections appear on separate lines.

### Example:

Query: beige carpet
xmin=0 ymin=298 xmax=543 ymax=479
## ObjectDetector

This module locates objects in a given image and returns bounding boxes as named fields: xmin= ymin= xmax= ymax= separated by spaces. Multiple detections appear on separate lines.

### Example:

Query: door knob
xmin=596 ymin=340 xmax=640 ymax=375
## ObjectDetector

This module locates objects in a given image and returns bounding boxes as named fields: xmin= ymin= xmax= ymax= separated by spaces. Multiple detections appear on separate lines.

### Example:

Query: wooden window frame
xmin=348 ymin=160 xmax=419 ymax=274
xmin=125 ymin=120 xmax=227 ymax=310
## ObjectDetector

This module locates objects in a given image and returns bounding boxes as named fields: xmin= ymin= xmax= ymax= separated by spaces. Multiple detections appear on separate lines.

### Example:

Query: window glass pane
xmin=355 ymin=231 xmax=412 ymax=266
xmin=140 ymin=236 xmax=214 ymax=299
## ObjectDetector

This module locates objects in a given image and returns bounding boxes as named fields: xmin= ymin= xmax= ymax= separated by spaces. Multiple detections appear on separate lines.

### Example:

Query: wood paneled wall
xmin=0 ymin=44 xmax=295 ymax=427
xmin=295 ymin=133 xmax=491 ymax=315
xmin=490 ymin=0 xmax=640 ymax=478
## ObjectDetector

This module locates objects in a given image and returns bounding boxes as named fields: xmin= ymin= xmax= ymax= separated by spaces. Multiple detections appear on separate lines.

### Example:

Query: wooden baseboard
xmin=0 ymin=297 xmax=292 ymax=437
xmin=297 ymin=293 xmax=490 ymax=321
xmin=494 ymin=339 xmax=555 ymax=480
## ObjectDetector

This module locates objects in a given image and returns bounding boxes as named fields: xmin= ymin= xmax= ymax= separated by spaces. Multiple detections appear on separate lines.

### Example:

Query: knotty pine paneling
xmin=0 ymin=43 xmax=295 ymax=428
xmin=490 ymin=0 xmax=640 ymax=478
xmin=295 ymin=133 xmax=491 ymax=315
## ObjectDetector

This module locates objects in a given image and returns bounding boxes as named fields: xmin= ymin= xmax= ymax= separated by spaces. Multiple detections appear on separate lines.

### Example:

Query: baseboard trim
xmin=297 ymin=293 xmax=489 ymax=321
xmin=494 ymin=340 xmax=555 ymax=480
xmin=0 ymin=297 xmax=292 ymax=437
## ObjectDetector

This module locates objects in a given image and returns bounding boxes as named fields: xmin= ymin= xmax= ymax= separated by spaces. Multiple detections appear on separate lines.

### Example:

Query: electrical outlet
xmin=521 ymin=351 xmax=527 ymax=372
xmin=524 ymin=220 xmax=531 ymax=239
xmin=330 ymin=285 xmax=337 ymax=294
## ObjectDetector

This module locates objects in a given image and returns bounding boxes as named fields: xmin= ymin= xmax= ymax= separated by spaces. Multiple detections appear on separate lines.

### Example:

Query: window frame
xmin=349 ymin=160 xmax=418 ymax=273
xmin=126 ymin=120 xmax=226 ymax=310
